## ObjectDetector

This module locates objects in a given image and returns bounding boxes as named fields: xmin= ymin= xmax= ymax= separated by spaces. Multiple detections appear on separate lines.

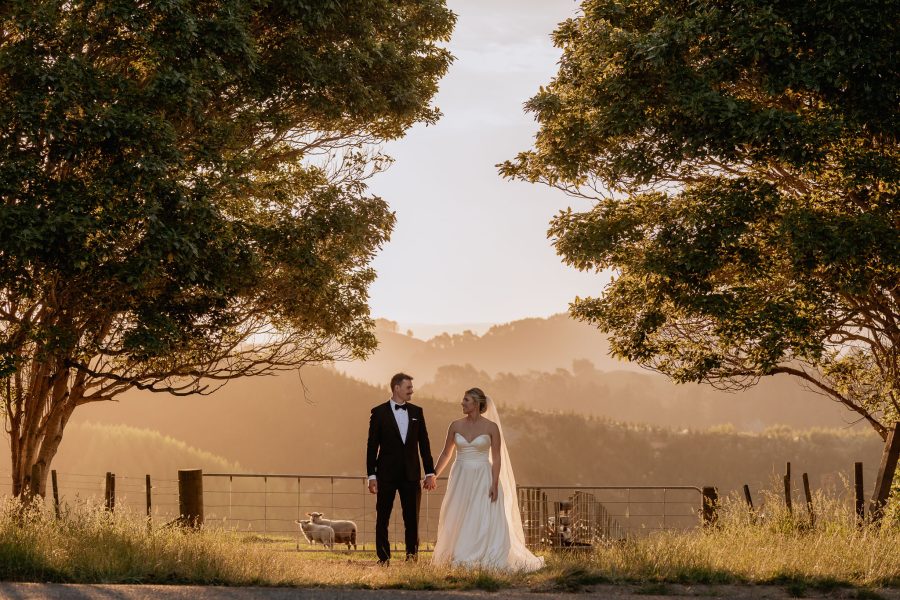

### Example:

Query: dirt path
xmin=0 ymin=584 xmax=897 ymax=600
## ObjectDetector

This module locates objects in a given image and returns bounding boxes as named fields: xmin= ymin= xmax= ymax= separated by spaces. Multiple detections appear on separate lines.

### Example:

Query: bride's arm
xmin=489 ymin=422 xmax=501 ymax=502
xmin=432 ymin=424 xmax=457 ymax=478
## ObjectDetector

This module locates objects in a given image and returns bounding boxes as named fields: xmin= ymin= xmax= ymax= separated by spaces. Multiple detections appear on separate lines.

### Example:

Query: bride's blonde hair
xmin=465 ymin=387 xmax=488 ymax=414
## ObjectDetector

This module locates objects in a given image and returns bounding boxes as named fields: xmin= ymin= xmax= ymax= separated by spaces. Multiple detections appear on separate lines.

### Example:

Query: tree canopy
xmin=502 ymin=0 xmax=899 ymax=437
xmin=0 ymin=0 xmax=455 ymax=495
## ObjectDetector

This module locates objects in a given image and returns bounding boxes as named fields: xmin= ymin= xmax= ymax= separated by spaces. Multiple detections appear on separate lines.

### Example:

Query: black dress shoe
xmin=377 ymin=559 xmax=390 ymax=567
xmin=405 ymin=554 xmax=418 ymax=563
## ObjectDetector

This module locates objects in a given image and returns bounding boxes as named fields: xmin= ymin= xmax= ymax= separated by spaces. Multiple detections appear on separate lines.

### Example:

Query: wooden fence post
xmin=105 ymin=472 xmax=115 ymax=512
xmin=870 ymin=422 xmax=900 ymax=522
xmin=783 ymin=462 xmax=792 ymax=513
xmin=742 ymin=484 xmax=755 ymax=523
xmin=701 ymin=486 xmax=718 ymax=526
xmin=742 ymin=484 xmax=754 ymax=510
xmin=783 ymin=474 xmax=792 ymax=514
xmin=51 ymin=470 xmax=60 ymax=519
xmin=178 ymin=469 xmax=204 ymax=528
xmin=802 ymin=472 xmax=814 ymax=527
xmin=854 ymin=462 xmax=865 ymax=524
xmin=145 ymin=474 xmax=152 ymax=518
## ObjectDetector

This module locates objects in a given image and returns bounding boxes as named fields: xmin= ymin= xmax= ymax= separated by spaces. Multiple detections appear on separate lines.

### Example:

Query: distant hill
xmin=66 ymin=365 xmax=882 ymax=496
xmin=335 ymin=314 xmax=862 ymax=432
xmin=398 ymin=321 xmax=495 ymax=339
xmin=0 ymin=422 xmax=241 ymax=499
xmin=418 ymin=361 xmax=863 ymax=432
xmin=333 ymin=314 xmax=640 ymax=384
xmin=72 ymin=364 xmax=386 ymax=477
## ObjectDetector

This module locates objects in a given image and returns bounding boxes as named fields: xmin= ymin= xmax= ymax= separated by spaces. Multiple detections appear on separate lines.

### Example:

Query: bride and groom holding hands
xmin=366 ymin=372 xmax=543 ymax=571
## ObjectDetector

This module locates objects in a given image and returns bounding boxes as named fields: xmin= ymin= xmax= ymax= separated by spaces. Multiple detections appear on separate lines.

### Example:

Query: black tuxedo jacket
xmin=366 ymin=401 xmax=435 ymax=483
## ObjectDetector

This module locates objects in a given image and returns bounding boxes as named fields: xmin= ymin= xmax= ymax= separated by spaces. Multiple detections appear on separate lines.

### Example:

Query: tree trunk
xmin=7 ymin=363 xmax=78 ymax=499
xmin=870 ymin=422 xmax=900 ymax=521
xmin=11 ymin=411 xmax=73 ymax=498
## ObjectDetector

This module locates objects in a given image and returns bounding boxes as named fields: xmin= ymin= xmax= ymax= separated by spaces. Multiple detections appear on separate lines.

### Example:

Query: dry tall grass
xmin=569 ymin=489 xmax=900 ymax=590
xmin=1 ymin=490 xmax=897 ymax=591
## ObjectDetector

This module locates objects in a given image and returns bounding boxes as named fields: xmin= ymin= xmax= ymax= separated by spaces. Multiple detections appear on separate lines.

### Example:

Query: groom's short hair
xmin=390 ymin=372 xmax=413 ymax=391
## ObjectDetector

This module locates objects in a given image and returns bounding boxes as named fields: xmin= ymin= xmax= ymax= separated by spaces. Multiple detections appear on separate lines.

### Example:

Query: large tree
xmin=0 ymin=0 xmax=454 ymax=496
xmin=502 ymin=0 xmax=899 ymax=439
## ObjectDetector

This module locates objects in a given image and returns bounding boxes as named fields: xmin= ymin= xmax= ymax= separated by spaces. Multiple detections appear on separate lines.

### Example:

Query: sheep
xmin=308 ymin=511 xmax=358 ymax=550
xmin=296 ymin=519 xmax=334 ymax=549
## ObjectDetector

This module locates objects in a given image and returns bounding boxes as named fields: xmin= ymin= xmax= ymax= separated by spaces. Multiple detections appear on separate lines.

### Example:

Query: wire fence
xmin=0 ymin=470 xmax=706 ymax=551
xmin=200 ymin=474 xmax=703 ymax=550
xmin=0 ymin=470 xmax=183 ymax=521
xmin=203 ymin=473 xmax=449 ymax=552
xmin=518 ymin=485 xmax=704 ymax=547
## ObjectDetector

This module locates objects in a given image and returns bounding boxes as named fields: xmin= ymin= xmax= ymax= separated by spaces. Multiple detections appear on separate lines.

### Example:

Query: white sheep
xmin=296 ymin=519 xmax=334 ymax=549
xmin=308 ymin=511 xmax=358 ymax=550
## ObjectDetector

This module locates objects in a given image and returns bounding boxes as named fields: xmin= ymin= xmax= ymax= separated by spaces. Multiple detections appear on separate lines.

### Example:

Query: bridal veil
xmin=482 ymin=396 xmax=544 ymax=570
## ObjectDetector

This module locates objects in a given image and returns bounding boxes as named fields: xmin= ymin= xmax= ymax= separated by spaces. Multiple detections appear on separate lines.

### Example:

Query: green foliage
xmin=502 ymin=0 xmax=900 ymax=436
xmin=0 ymin=0 xmax=454 ymax=369
xmin=0 ymin=0 xmax=455 ymax=493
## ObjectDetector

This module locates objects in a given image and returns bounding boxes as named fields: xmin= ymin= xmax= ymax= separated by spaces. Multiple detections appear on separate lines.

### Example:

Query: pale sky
xmin=367 ymin=0 xmax=608 ymax=327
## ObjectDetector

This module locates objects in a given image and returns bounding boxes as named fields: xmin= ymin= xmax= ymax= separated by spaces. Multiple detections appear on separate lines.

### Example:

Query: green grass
xmin=1 ymin=492 xmax=899 ymax=591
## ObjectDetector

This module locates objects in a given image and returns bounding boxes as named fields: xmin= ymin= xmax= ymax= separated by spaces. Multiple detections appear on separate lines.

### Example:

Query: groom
xmin=366 ymin=372 xmax=436 ymax=564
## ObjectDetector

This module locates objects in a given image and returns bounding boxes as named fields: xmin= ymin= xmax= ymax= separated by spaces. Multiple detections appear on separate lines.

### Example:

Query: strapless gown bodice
xmin=453 ymin=432 xmax=491 ymax=464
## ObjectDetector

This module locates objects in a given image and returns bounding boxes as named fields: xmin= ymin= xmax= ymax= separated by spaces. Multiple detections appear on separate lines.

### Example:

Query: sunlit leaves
xmin=505 ymin=0 xmax=900 ymax=435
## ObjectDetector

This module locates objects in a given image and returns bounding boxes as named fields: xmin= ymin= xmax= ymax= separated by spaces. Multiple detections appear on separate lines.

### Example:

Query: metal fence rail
xmin=202 ymin=473 xmax=447 ymax=552
xmin=201 ymin=474 xmax=705 ymax=551
xmin=518 ymin=485 xmax=704 ymax=548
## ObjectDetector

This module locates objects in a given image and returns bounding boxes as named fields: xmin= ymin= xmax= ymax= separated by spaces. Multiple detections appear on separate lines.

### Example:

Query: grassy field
xmin=0 ymin=492 xmax=898 ymax=593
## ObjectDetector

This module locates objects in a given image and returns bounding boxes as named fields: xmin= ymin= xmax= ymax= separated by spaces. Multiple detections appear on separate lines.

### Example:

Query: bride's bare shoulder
xmin=483 ymin=418 xmax=500 ymax=433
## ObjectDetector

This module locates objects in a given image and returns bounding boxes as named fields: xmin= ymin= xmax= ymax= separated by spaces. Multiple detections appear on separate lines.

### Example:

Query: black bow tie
xmin=394 ymin=404 xmax=408 ymax=411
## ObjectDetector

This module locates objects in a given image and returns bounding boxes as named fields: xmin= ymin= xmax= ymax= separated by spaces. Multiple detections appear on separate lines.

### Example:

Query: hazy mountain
xmin=64 ymin=365 xmax=882 ymax=497
xmin=336 ymin=314 xmax=862 ymax=432
xmin=398 ymin=321 xmax=495 ymax=339
xmin=333 ymin=314 xmax=641 ymax=385
xmin=418 ymin=361 xmax=862 ymax=432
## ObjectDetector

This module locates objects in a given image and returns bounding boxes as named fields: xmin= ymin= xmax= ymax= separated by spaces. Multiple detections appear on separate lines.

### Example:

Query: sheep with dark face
xmin=296 ymin=519 xmax=334 ymax=549
xmin=308 ymin=512 xmax=357 ymax=550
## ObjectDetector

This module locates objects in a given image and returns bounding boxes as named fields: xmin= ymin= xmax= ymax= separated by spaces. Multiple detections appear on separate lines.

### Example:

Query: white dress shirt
xmin=390 ymin=398 xmax=410 ymax=443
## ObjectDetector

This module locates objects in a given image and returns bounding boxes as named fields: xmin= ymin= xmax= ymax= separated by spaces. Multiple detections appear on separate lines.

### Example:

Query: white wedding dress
xmin=432 ymin=403 xmax=543 ymax=572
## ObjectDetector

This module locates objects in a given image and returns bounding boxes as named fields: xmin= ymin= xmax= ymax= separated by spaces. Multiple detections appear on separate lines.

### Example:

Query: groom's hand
xmin=368 ymin=479 xmax=377 ymax=494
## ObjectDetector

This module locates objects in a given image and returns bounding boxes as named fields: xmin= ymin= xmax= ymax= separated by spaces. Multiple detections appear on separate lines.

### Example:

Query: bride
xmin=430 ymin=387 xmax=544 ymax=571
